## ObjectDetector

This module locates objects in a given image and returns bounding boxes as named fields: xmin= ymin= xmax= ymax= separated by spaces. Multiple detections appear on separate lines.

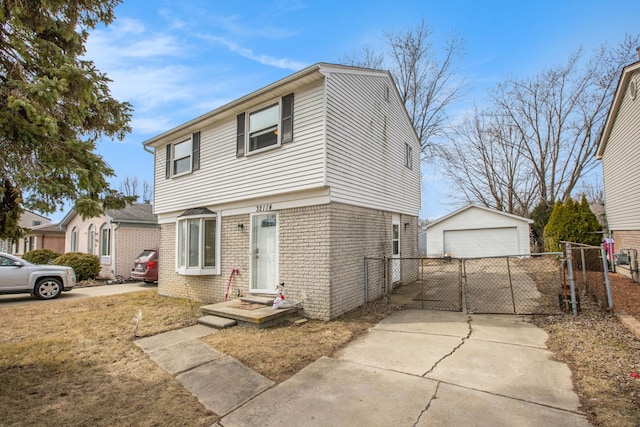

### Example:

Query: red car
xmin=131 ymin=249 xmax=158 ymax=283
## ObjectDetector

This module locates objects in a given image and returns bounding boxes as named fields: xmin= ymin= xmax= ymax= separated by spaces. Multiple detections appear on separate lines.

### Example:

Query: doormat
xmin=227 ymin=301 xmax=265 ymax=310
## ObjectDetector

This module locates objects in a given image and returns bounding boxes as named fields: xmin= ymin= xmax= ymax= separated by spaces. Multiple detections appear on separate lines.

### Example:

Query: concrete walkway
xmin=136 ymin=310 xmax=592 ymax=427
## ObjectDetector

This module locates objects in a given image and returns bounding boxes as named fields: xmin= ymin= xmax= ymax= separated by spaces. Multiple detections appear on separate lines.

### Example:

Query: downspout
xmin=112 ymin=221 xmax=119 ymax=278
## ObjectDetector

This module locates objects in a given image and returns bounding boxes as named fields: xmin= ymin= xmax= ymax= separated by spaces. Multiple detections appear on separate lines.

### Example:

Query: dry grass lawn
xmin=0 ymin=290 xmax=217 ymax=427
xmin=1 ymin=282 xmax=638 ymax=426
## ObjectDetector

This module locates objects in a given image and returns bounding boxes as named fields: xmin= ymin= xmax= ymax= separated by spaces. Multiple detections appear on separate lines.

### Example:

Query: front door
xmin=250 ymin=213 xmax=278 ymax=293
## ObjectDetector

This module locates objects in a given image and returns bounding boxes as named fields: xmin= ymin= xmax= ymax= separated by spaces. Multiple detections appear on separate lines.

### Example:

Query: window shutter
xmin=192 ymin=131 xmax=201 ymax=171
xmin=165 ymin=144 xmax=172 ymax=179
xmin=281 ymin=93 xmax=294 ymax=143
xmin=236 ymin=113 xmax=245 ymax=157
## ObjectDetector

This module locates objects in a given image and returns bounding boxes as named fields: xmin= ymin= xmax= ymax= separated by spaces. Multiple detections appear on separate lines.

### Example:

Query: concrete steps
xmin=198 ymin=295 xmax=299 ymax=329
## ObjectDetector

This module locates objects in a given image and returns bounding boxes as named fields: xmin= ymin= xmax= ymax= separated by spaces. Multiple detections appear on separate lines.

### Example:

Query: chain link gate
xmin=365 ymin=254 xmax=564 ymax=315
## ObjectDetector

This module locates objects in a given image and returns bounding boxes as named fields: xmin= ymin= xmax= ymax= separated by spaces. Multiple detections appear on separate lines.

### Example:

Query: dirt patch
xmin=203 ymin=303 xmax=401 ymax=383
xmin=610 ymin=272 xmax=640 ymax=318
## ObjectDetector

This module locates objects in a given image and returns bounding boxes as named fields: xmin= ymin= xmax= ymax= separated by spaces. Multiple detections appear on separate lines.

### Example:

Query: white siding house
xmin=142 ymin=63 xmax=421 ymax=320
xmin=596 ymin=53 xmax=640 ymax=280
xmin=425 ymin=205 xmax=532 ymax=258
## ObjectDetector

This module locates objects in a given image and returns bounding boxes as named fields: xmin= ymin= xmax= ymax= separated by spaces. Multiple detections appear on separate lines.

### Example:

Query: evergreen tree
xmin=544 ymin=196 xmax=602 ymax=251
xmin=0 ymin=0 xmax=135 ymax=239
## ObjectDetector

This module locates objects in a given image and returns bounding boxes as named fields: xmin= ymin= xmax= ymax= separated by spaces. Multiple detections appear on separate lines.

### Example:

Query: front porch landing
xmin=200 ymin=295 xmax=299 ymax=329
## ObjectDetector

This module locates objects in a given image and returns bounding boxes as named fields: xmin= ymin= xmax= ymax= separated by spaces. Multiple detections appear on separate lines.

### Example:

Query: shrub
xmin=544 ymin=195 xmax=602 ymax=252
xmin=53 ymin=252 xmax=100 ymax=281
xmin=23 ymin=249 xmax=61 ymax=264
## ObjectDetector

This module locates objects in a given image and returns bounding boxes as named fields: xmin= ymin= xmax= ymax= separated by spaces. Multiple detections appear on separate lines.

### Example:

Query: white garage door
xmin=444 ymin=227 xmax=519 ymax=258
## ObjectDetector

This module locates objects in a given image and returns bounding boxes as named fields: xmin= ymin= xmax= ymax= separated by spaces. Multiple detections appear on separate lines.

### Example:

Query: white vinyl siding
xmin=324 ymin=72 xmax=421 ymax=216
xmin=153 ymin=82 xmax=325 ymax=214
xmin=601 ymin=69 xmax=640 ymax=231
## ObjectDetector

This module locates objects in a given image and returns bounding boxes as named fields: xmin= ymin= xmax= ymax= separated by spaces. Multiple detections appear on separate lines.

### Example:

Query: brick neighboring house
xmin=142 ymin=63 xmax=421 ymax=320
xmin=0 ymin=210 xmax=64 ymax=256
xmin=596 ymin=50 xmax=640 ymax=280
xmin=59 ymin=203 xmax=159 ymax=279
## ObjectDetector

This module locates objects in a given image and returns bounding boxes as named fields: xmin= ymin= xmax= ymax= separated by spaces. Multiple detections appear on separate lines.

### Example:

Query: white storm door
xmin=391 ymin=220 xmax=401 ymax=283
xmin=250 ymin=213 xmax=279 ymax=293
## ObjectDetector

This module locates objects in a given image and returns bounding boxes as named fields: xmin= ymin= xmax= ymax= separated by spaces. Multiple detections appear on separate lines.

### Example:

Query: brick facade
xmin=157 ymin=202 xmax=418 ymax=320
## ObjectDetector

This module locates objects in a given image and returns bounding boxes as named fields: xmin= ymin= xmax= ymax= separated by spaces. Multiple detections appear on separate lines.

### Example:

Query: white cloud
xmin=199 ymin=34 xmax=306 ymax=70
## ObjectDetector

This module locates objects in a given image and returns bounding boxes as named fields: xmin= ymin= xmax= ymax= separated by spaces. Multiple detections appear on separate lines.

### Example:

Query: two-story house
xmin=596 ymin=50 xmax=640 ymax=280
xmin=142 ymin=63 xmax=421 ymax=320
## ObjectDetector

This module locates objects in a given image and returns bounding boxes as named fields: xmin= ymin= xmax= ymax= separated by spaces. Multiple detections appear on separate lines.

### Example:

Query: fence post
xmin=382 ymin=256 xmax=388 ymax=305
xmin=506 ymin=257 xmax=517 ymax=315
xmin=580 ymin=248 xmax=587 ymax=290
xmin=600 ymin=245 xmax=614 ymax=313
xmin=363 ymin=258 xmax=369 ymax=303
xmin=565 ymin=243 xmax=579 ymax=316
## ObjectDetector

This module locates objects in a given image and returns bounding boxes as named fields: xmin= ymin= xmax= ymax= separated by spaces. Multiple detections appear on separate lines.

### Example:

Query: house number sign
xmin=256 ymin=204 xmax=272 ymax=212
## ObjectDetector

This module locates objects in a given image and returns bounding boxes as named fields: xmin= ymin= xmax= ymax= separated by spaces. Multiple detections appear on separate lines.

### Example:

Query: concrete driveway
xmin=218 ymin=310 xmax=590 ymax=426
xmin=0 ymin=282 xmax=155 ymax=307
xmin=137 ymin=309 xmax=591 ymax=426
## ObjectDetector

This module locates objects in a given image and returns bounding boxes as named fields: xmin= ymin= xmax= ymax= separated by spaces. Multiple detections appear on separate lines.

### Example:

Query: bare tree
xmin=341 ymin=19 xmax=466 ymax=158
xmin=490 ymin=35 xmax=639 ymax=206
xmin=142 ymin=180 xmax=153 ymax=204
xmin=119 ymin=176 xmax=139 ymax=198
xmin=442 ymin=34 xmax=639 ymax=213
xmin=118 ymin=176 xmax=153 ymax=203
xmin=440 ymin=108 xmax=536 ymax=215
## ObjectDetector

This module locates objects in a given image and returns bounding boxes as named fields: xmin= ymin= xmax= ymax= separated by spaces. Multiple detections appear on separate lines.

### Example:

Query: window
xmin=87 ymin=224 xmax=95 ymax=254
xmin=176 ymin=208 xmax=220 ymax=275
xmin=237 ymin=93 xmax=294 ymax=157
xmin=70 ymin=227 xmax=78 ymax=252
xmin=32 ymin=220 xmax=42 ymax=226
xmin=405 ymin=143 xmax=413 ymax=170
xmin=392 ymin=223 xmax=400 ymax=256
xmin=100 ymin=224 xmax=111 ymax=259
xmin=165 ymin=131 xmax=201 ymax=178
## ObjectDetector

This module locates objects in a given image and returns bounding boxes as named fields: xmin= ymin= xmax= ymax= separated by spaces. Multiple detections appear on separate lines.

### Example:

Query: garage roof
xmin=426 ymin=204 xmax=533 ymax=229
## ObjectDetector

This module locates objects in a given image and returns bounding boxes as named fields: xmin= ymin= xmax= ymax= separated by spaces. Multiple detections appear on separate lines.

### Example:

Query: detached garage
xmin=425 ymin=204 xmax=532 ymax=258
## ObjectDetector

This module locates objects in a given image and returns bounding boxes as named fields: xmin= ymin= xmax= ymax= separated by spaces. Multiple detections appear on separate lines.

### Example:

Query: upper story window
xmin=405 ymin=143 xmax=413 ymax=170
xmin=165 ymin=131 xmax=201 ymax=179
xmin=32 ymin=220 xmax=42 ymax=226
xmin=237 ymin=93 xmax=294 ymax=157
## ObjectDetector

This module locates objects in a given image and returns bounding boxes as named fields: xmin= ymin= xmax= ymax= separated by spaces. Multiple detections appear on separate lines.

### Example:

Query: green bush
xmin=544 ymin=195 xmax=602 ymax=252
xmin=23 ymin=249 xmax=61 ymax=264
xmin=53 ymin=252 xmax=100 ymax=281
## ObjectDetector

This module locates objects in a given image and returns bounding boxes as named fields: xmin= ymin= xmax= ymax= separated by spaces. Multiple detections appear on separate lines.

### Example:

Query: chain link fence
xmin=365 ymin=253 xmax=565 ymax=315
xmin=561 ymin=242 xmax=614 ymax=313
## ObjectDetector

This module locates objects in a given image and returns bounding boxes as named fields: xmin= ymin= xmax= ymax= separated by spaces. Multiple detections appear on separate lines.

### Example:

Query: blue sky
xmin=48 ymin=0 xmax=639 ymax=222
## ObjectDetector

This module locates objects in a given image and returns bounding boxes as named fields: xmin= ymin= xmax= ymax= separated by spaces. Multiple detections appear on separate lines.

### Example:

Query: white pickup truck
xmin=0 ymin=252 xmax=76 ymax=299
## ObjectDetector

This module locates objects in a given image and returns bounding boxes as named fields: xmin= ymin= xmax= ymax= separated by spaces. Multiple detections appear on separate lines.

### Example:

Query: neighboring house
xmin=596 ymin=50 xmax=640 ymax=279
xmin=0 ymin=210 xmax=61 ymax=256
xmin=142 ymin=63 xmax=421 ymax=320
xmin=59 ymin=203 xmax=159 ymax=279
xmin=425 ymin=204 xmax=533 ymax=258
